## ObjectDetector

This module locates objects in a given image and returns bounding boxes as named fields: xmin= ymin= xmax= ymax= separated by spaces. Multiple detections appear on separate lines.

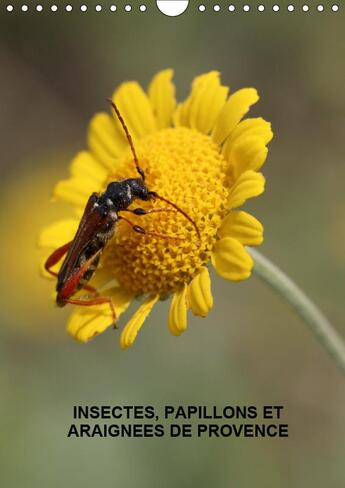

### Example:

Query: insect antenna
xmin=151 ymin=192 xmax=201 ymax=239
xmin=107 ymin=99 xmax=200 ymax=239
xmin=107 ymin=98 xmax=145 ymax=181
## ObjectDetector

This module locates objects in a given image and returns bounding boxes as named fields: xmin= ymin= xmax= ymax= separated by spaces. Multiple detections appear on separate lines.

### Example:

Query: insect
xmin=45 ymin=99 xmax=199 ymax=325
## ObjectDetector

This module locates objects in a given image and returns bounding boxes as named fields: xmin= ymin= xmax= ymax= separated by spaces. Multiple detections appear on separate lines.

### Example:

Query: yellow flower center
xmin=102 ymin=127 xmax=229 ymax=296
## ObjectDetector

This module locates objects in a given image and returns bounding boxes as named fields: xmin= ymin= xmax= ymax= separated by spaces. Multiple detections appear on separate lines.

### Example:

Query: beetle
xmin=45 ymin=100 xmax=199 ymax=325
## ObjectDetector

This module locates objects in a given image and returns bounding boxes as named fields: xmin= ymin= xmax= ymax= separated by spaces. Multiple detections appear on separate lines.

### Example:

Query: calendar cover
xmin=1 ymin=1 xmax=344 ymax=486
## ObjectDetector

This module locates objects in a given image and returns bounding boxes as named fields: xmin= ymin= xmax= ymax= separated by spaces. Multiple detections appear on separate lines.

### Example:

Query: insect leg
xmin=45 ymin=241 xmax=72 ymax=278
xmin=45 ymin=241 xmax=97 ymax=294
xmin=149 ymin=192 xmax=201 ymax=239
xmin=58 ymin=249 xmax=103 ymax=301
xmin=63 ymin=296 xmax=117 ymax=324
xmin=119 ymin=215 xmax=184 ymax=240
xmin=121 ymin=207 xmax=176 ymax=216
xmin=58 ymin=250 xmax=117 ymax=324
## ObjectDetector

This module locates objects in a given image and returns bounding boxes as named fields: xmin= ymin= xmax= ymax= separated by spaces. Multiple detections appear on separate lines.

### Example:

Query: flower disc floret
xmin=103 ymin=127 xmax=229 ymax=296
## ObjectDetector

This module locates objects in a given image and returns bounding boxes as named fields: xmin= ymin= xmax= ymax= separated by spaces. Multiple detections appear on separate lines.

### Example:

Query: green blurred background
xmin=1 ymin=1 xmax=345 ymax=486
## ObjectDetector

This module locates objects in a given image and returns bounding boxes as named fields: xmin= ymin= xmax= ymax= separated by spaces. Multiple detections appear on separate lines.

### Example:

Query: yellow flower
xmin=39 ymin=70 xmax=273 ymax=348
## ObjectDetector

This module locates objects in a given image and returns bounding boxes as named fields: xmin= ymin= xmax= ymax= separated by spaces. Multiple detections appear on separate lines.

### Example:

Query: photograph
xmin=1 ymin=1 xmax=344 ymax=486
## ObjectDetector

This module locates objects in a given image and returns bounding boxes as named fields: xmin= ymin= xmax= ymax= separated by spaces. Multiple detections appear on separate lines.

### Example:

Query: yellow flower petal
xmin=39 ymin=219 xmax=79 ymax=249
xmin=40 ymin=259 xmax=57 ymax=280
xmin=88 ymin=113 xmax=127 ymax=170
xmin=67 ymin=305 xmax=114 ymax=343
xmin=212 ymin=88 xmax=259 ymax=145
xmin=39 ymin=219 xmax=79 ymax=280
xmin=211 ymin=237 xmax=253 ymax=281
xmin=224 ymin=117 xmax=273 ymax=152
xmin=168 ymin=285 xmax=188 ymax=336
xmin=53 ymin=176 xmax=95 ymax=208
xmin=70 ymin=150 xmax=108 ymax=185
xmin=173 ymin=71 xmax=229 ymax=134
xmin=222 ymin=118 xmax=273 ymax=179
xmin=120 ymin=295 xmax=159 ymax=349
xmin=148 ymin=69 xmax=176 ymax=129
xmin=187 ymin=268 xmax=213 ymax=317
xmin=112 ymin=82 xmax=157 ymax=142
xmin=219 ymin=211 xmax=263 ymax=246
xmin=228 ymin=136 xmax=268 ymax=179
xmin=68 ymin=287 xmax=133 ymax=343
xmin=109 ymin=287 xmax=133 ymax=315
xmin=172 ymin=97 xmax=191 ymax=128
xmin=227 ymin=170 xmax=265 ymax=209
xmin=88 ymin=266 xmax=117 ymax=291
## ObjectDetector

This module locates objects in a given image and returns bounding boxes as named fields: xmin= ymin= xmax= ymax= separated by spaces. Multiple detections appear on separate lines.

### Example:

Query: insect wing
xmin=57 ymin=193 xmax=108 ymax=289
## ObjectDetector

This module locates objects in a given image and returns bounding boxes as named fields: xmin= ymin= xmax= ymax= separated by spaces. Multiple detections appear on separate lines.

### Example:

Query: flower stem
xmin=249 ymin=248 xmax=345 ymax=376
